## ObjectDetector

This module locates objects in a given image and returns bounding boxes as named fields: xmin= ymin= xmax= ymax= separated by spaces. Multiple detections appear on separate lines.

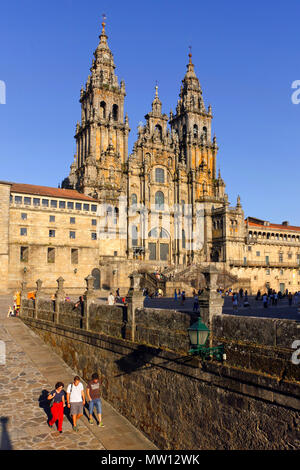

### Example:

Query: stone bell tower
xmin=65 ymin=16 xmax=130 ymax=204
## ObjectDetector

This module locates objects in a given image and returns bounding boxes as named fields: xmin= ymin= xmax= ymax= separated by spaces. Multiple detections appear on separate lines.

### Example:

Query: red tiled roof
xmin=246 ymin=220 xmax=300 ymax=232
xmin=10 ymin=182 xmax=98 ymax=202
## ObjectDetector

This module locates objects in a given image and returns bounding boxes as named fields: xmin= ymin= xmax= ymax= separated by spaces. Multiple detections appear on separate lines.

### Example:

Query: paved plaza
xmin=0 ymin=295 xmax=157 ymax=451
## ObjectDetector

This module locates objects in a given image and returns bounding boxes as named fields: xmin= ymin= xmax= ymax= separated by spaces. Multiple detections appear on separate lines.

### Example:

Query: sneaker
xmin=97 ymin=422 xmax=104 ymax=427
xmin=89 ymin=419 xmax=94 ymax=425
xmin=72 ymin=425 xmax=78 ymax=432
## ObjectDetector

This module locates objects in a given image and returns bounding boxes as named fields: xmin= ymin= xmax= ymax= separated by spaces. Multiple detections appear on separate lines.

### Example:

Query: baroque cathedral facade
xmin=63 ymin=19 xmax=232 ymax=272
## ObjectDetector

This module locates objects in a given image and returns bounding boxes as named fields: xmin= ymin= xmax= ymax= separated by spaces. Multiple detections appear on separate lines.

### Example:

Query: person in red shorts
xmin=47 ymin=382 xmax=65 ymax=433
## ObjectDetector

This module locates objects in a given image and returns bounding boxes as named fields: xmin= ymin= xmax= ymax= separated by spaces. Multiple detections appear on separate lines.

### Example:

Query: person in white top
xmin=108 ymin=293 xmax=115 ymax=305
xmin=66 ymin=376 xmax=85 ymax=432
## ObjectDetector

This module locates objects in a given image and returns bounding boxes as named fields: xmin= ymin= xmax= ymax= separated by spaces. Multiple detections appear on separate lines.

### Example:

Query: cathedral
xmin=1 ymin=18 xmax=299 ymax=296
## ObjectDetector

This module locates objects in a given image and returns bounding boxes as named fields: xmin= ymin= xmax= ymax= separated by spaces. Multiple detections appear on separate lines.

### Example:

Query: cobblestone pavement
xmin=0 ymin=295 xmax=157 ymax=451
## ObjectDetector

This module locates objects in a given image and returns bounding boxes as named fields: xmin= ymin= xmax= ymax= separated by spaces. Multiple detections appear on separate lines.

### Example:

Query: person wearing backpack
xmin=66 ymin=376 xmax=85 ymax=432
xmin=47 ymin=382 xmax=65 ymax=433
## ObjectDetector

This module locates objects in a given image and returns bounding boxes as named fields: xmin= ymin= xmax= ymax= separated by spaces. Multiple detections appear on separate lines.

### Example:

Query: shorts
xmin=89 ymin=398 xmax=102 ymax=415
xmin=70 ymin=402 xmax=83 ymax=416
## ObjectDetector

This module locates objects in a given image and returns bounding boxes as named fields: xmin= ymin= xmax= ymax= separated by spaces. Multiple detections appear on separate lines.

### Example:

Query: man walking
xmin=66 ymin=376 xmax=85 ymax=432
xmin=87 ymin=373 xmax=104 ymax=427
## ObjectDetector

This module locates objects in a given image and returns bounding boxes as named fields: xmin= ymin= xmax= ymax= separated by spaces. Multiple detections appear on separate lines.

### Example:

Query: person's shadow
xmin=0 ymin=417 xmax=13 ymax=450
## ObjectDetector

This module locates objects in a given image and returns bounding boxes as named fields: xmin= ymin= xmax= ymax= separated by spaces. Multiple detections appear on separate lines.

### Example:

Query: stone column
xmin=198 ymin=265 xmax=224 ymax=347
xmin=126 ymin=272 xmax=144 ymax=342
xmin=83 ymin=275 xmax=96 ymax=331
xmin=34 ymin=279 xmax=43 ymax=319
xmin=54 ymin=277 xmax=65 ymax=324
xmin=19 ymin=281 xmax=27 ymax=317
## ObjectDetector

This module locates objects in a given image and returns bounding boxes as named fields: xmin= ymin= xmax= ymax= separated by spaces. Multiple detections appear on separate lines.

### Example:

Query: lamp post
xmin=188 ymin=316 xmax=225 ymax=361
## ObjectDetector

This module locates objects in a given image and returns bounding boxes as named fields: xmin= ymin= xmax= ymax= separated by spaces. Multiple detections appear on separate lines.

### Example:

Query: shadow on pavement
xmin=0 ymin=417 xmax=13 ymax=450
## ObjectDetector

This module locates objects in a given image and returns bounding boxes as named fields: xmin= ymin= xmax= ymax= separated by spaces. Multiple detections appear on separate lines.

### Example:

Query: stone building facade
xmin=1 ymin=19 xmax=300 ymax=294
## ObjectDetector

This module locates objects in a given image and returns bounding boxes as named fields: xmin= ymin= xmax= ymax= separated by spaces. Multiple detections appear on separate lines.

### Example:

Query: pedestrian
xmin=174 ymin=289 xmax=177 ymax=301
xmin=243 ymin=294 xmax=250 ymax=307
xmin=274 ymin=292 xmax=278 ymax=306
xmin=262 ymin=293 xmax=268 ymax=308
xmin=232 ymin=293 xmax=238 ymax=312
xmin=87 ymin=373 xmax=104 ymax=427
xmin=181 ymin=290 xmax=185 ymax=305
xmin=193 ymin=293 xmax=199 ymax=312
xmin=288 ymin=292 xmax=293 ymax=306
xmin=74 ymin=295 xmax=84 ymax=311
xmin=66 ymin=376 xmax=85 ymax=432
xmin=47 ymin=382 xmax=65 ymax=433
xmin=108 ymin=292 xmax=115 ymax=305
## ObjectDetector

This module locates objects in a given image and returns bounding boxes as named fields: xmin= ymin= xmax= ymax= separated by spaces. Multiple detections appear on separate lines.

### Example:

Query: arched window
xmin=155 ymin=168 xmax=165 ymax=183
xmin=182 ymin=125 xmax=187 ymax=137
xmin=148 ymin=228 xmax=158 ymax=238
xmin=155 ymin=191 xmax=164 ymax=210
xmin=100 ymin=101 xmax=106 ymax=119
xmin=131 ymin=193 xmax=137 ymax=207
xmin=202 ymin=126 xmax=207 ymax=139
xmin=182 ymin=229 xmax=186 ymax=249
xmin=112 ymin=104 xmax=118 ymax=121
xmin=193 ymin=124 xmax=198 ymax=138
xmin=160 ymin=228 xmax=169 ymax=239
xmin=132 ymin=225 xmax=138 ymax=246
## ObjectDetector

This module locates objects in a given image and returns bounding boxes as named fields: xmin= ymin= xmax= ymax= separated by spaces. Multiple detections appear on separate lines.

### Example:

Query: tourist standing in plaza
xmin=47 ymin=382 xmax=65 ymax=433
xmin=108 ymin=292 xmax=115 ymax=305
xmin=174 ymin=289 xmax=178 ymax=301
xmin=262 ymin=293 xmax=268 ymax=308
xmin=66 ymin=376 xmax=85 ymax=432
xmin=87 ymin=373 xmax=104 ymax=427
xmin=193 ymin=292 xmax=199 ymax=312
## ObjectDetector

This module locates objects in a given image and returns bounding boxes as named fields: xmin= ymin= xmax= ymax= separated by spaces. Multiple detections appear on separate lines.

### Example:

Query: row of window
xmin=12 ymin=195 xmax=97 ymax=212
xmin=20 ymin=228 xmax=97 ymax=240
xmin=20 ymin=246 xmax=80 ymax=264
xmin=249 ymin=230 xmax=300 ymax=242
xmin=247 ymin=246 xmax=300 ymax=261
xmin=20 ymin=213 xmax=97 ymax=225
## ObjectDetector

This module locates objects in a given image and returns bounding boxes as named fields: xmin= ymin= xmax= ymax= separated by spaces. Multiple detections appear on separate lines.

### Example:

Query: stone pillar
xmin=34 ymin=279 xmax=43 ymax=319
xmin=19 ymin=281 xmax=27 ymax=317
xmin=54 ymin=277 xmax=65 ymax=323
xmin=126 ymin=272 xmax=144 ymax=342
xmin=83 ymin=275 xmax=96 ymax=331
xmin=198 ymin=265 xmax=224 ymax=347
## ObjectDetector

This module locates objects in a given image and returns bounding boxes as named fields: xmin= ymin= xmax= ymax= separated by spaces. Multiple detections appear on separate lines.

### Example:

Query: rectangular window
xmin=49 ymin=229 xmax=55 ymax=238
xmin=47 ymin=247 xmax=55 ymax=263
xmin=91 ymin=204 xmax=97 ymax=212
xmin=91 ymin=232 xmax=97 ymax=240
xmin=256 ymin=251 xmax=260 ymax=257
xmin=70 ymin=217 xmax=76 ymax=224
xmin=266 ymin=269 xmax=270 ymax=275
xmin=71 ymin=248 xmax=78 ymax=264
xmin=67 ymin=201 xmax=74 ymax=210
xmin=280 ymin=269 xmax=284 ymax=275
xmin=279 ymin=253 xmax=283 ymax=262
xmin=21 ymin=213 xmax=27 ymax=220
xmin=69 ymin=231 xmax=76 ymax=239
xmin=59 ymin=201 xmax=66 ymax=209
xmin=75 ymin=202 xmax=82 ymax=211
xmin=149 ymin=243 xmax=156 ymax=261
xmin=33 ymin=198 xmax=40 ymax=206
xmin=114 ymin=251 xmax=118 ymax=257
xmin=20 ymin=227 xmax=27 ymax=236
xmin=288 ymin=253 xmax=292 ymax=259
xmin=91 ymin=219 xmax=97 ymax=226
xmin=83 ymin=204 xmax=89 ymax=211
xmin=265 ymin=256 xmax=269 ymax=265
xmin=15 ymin=196 xmax=22 ymax=204
xmin=248 ymin=246 xmax=252 ymax=251
xmin=20 ymin=246 xmax=28 ymax=262
xmin=42 ymin=199 xmax=49 ymax=207
xmin=49 ymin=215 xmax=55 ymax=222
xmin=160 ymin=243 xmax=169 ymax=261
xmin=51 ymin=200 xmax=57 ymax=208
xmin=24 ymin=197 xmax=31 ymax=205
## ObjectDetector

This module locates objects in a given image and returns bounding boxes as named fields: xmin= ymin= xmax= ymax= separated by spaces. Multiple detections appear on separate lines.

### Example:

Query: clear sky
xmin=1 ymin=0 xmax=300 ymax=224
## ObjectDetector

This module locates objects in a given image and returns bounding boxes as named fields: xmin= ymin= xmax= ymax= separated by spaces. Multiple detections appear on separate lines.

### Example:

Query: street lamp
xmin=188 ymin=316 xmax=225 ymax=361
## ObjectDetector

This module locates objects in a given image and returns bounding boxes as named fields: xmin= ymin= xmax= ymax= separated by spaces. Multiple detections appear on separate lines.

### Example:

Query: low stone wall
xmin=213 ymin=315 xmax=300 ymax=382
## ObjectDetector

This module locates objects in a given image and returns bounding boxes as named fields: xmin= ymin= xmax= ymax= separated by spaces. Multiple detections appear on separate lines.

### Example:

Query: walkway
xmin=0 ymin=295 xmax=157 ymax=450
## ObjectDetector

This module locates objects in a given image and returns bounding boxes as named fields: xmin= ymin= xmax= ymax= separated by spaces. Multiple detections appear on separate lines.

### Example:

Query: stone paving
xmin=0 ymin=295 xmax=157 ymax=451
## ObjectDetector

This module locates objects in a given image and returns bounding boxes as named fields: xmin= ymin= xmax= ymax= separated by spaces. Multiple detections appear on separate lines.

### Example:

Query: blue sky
xmin=1 ymin=0 xmax=300 ymax=224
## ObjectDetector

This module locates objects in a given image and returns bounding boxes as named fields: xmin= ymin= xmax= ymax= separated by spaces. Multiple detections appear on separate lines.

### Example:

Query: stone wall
xmin=20 ymin=297 xmax=300 ymax=450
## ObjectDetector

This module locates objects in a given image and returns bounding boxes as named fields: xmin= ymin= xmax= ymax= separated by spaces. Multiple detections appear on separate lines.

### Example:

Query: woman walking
xmin=48 ymin=382 xmax=65 ymax=433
